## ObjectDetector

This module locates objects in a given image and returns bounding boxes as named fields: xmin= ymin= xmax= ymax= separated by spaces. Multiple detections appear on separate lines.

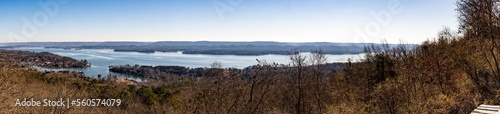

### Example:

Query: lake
xmin=9 ymin=47 xmax=365 ymax=81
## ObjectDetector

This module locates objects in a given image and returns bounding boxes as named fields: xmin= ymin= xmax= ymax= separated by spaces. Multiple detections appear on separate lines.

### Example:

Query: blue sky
xmin=0 ymin=0 xmax=458 ymax=44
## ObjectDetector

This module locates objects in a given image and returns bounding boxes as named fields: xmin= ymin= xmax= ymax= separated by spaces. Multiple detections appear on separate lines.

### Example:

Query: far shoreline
xmin=0 ymin=41 xmax=406 ymax=56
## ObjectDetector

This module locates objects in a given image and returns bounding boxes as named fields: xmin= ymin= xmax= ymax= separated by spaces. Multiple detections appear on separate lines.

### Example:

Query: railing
xmin=472 ymin=104 xmax=500 ymax=114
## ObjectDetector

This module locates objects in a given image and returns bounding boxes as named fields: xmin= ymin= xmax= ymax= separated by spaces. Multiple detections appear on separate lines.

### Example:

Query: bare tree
xmin=210 ymin=60 xmax=223 ymax=69
xmin=458 ymin=0 xmax=500 ymax=77
xmin=289 ymin=49 xmax=307 ymax=114
xmin=309 ymin=49 xmax=328 ymax=113
xmin=457 ymin=0 xmax=500 ymax=97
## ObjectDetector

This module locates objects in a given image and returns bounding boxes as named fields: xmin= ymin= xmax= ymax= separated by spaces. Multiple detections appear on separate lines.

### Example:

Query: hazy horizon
xmin=0 ymin=0 xmax=457 ymax=44
xmin=0 ymin=40 xmax=411 ymax=44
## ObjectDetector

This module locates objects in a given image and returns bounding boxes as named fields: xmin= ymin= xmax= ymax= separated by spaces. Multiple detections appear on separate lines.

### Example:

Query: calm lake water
xmin=9 ymin=47 xmax=364 ymax=80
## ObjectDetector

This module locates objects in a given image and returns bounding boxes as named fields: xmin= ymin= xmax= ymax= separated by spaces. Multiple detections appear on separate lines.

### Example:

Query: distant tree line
xmin=0 ymin=41 xmax=397 ymax=55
